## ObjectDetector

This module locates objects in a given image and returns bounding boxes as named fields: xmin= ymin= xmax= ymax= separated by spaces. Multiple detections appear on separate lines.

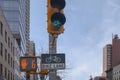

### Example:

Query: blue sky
xmin=30 ymin=0 xmax=120 ymax=80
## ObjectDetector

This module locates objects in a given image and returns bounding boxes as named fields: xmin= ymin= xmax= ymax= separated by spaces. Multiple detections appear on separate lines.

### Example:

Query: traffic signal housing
xmin=20 ymin=57 xmax=37 ymax=72
xmin=47 ymin=0 xmax=66 ymax=37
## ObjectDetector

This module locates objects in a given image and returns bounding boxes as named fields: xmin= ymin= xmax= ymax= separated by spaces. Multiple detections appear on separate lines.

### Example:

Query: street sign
xmin=41 ymin=54 xmax=65 ymax=70
xmin=20 ymin=57 xmax=37 ymax=71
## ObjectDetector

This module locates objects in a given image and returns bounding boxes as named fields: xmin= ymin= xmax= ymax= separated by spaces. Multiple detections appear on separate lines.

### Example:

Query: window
xmin=5 ymin=67 xmax=7 ymax=79
xmin=13 ymin=47 xmax=14 ymax=56
xmin=5 ymin=49 xmax=7 ymax=61
xmin=13 ymin=74 xmax=14 ymax=80
xmin=11 ymin=42 xmax=13 ymax=52
xmin=0 ymin=43 xmax=3 ymax=56
xmin=8 ymin=70 xmax=10 ymax=80
xmin=8 ymin=37 xmax=10 ymax=47
xmin=0 ymin=21 xmax=3 ymax=35
xmin=13 ymin=60 xmax=14 ymax=69
xmin=0 ymin=64 xmax=3 ymax=75
xmin=11 ymin=72 xmax=12 ymax=80
xmin=8 ymin=53 xmax=10 ymax=64
xmin=3 ymin=1 xmax=19 ymax=10
xmin=16 ymin=39 xmax=20 ymax=46
xmin=11 ymin=58 xmax=12 ymax=67
xmin=5 ymin=30 xmax=7 ymax=43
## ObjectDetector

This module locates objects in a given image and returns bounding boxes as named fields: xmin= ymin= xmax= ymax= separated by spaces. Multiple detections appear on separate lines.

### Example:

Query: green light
xmin=52 ymin=20 xmax=62 ymax=30
xmin=51 ymin=13 xmax=66 ymax=30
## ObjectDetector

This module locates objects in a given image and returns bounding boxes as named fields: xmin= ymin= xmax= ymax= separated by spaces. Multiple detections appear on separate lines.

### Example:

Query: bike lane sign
xmin=41 ymin=54 xmax=65 ymax=70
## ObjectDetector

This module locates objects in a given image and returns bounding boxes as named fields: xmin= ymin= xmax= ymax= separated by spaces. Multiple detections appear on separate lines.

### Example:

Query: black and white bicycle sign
xmin=45 ymin=56 xmax=61 ymax=63
xmin=41 ymin=54 xmax=65 ymax=69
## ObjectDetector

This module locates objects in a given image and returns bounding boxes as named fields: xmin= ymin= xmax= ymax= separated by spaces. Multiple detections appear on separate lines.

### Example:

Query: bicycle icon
xmin=45 ymin=56 xmax=61 ymax=63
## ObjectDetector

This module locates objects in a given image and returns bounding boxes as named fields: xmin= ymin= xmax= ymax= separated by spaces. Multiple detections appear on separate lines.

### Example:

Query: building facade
xmin=0 ymin=0 xmax=30 ymax=55
xmin=0 ymin=0 xmax=30 ymax=80
xmin=26 ymin=0 xmax=30 ymax=54
xmin=102 ymin=34 xmax=120 ymax=80
xmin=14 ymin=40 xmax=25 ymax=80
xmin=94 ymin=76 xmax=106 ymax=80
xmin=102 ymin=44 xmax=112 ymax=77
xmin=29 ymin=41 xmax=35 ymax=56
xmin=28 ymin=41 xmax=38 ymax=80
xmin=0 ymin=7 xmax=15 ymax=80
xmin=112 ymin=35 xmax=120 ymax=67
xmin=113 ymin=64 xmax=120 ymax=80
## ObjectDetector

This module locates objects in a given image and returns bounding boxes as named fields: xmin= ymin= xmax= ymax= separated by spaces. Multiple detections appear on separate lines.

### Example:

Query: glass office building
xmin=0 ymin=0 xmax=30 ymax=55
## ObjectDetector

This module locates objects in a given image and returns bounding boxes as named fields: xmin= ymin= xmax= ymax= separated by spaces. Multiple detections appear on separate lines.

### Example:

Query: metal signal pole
xmin=49 ymin=34 xmax=57 ymax=80
xmin=47 ymin=0 xmax=66 ymax=79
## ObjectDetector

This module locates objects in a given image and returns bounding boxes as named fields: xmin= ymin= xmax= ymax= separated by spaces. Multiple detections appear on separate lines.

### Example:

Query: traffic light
xmin=47 ymin=0 xmax=66 ymax=37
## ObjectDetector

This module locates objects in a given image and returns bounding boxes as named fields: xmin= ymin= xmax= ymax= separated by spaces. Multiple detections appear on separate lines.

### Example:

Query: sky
xmin=30 ymin=0 xmax=120 ymax=80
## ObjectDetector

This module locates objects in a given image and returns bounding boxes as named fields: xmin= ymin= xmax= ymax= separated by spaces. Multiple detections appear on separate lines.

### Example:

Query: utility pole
xmin=49 ymin=34 xmax=57 ymax=80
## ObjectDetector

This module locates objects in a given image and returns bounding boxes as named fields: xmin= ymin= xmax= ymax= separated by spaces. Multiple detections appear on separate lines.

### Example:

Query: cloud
xmin=107 ymin=0 xmax=120 ymax=8
xmin=70 ymin=64 xmax=88 ymax=77
xmin=96 ymin=0 xmax=120 ymax=46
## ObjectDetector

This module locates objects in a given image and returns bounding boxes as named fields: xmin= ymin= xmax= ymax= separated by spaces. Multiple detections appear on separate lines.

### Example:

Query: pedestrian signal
xmin=20 ymin=57 xmax=37 ymax=71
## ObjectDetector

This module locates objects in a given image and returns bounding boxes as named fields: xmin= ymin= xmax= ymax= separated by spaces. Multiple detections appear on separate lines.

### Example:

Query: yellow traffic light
xmin=47 ymin=0 xmax=66 ymax=37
